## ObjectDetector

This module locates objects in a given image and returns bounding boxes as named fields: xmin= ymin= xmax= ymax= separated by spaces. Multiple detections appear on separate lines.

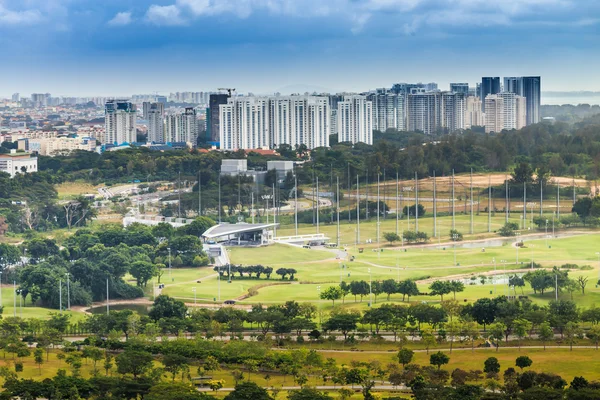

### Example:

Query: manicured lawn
xmin=227 ymin=244 xmax=333 ymax=265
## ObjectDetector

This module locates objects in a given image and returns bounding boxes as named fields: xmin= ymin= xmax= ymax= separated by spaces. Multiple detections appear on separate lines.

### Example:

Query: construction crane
xmin=217 ymin=88 xmax=236 ymax=97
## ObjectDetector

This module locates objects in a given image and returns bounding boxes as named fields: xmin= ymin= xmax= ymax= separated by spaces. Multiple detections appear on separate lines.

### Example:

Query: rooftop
xmin=202 ymin=223 xmax=279 ymax=239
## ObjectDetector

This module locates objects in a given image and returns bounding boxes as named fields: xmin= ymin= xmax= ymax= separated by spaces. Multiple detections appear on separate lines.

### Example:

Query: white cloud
xmin=146 ymin=4 xmax=186 ymax=26
xmin=0 ymin=3 xmax=43 ymax=25
xmin=144 ymin=0 xmax=582 ymax=34
xmin=108 ymin=11 xmax=133 ymax=26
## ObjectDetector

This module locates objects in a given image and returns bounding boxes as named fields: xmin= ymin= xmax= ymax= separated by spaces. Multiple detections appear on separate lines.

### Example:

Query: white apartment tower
xmin=368 ymin=91 xmax=406 ymax=132
xmin=147 ymin=103 xmax=166 ymax=143
xmin=104 ymin=100 xmax=137 ymax=144
xmin=165 ymin=108 xmax=199 ymax=145
xmin=407 ymin=92 xmax=441 ymax=135
xmin=484 ymin=95 xmax=504 ymax=133
xmin=465 ymin=97 xmax=484 ymax=129
xmin=441 ymin=92 xmax=466 ymax=132
xmin=219 ymin=96 xmax=331 ymax=150
xmin=337 ymin=95 xmax=373 ymax=144
xmin=270 ymin=96 xmax=330 ymax=149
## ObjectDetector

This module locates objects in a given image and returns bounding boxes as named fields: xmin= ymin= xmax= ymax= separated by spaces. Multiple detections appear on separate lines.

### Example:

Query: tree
xmin=429 ymin=280 xmax=452 ymax=301
xmin=511 ymin=162 xmax=534 ymax=184
xmin=577 ymin=276 xmax=589 ymax=295
xmin=447 ymin=281 xmax=465 ymax=300
xmin=33 ymin=348 xmax=44 ymax=375
xmin=0 ymin=243 xmax=20 ymax=272
xmin=586 ymin=324 xmax=600 ymax=350
xmin=380 ymin=279 xmax=397 ymax=301
xmin=548 ymin=300 xmax=579 ymax=337
xmin=430 ymin=351 xmax=450 ymax=370
xmin=383 ymin=232 xmax=401 ymax=245
xmin=513 ymin=318 xmax=532 ymax=350
xmin=148 ymin=295 xmax=187 ymax=321
xmin=323 ymin=310 xmax=360 ymax=340
xmin=483 ymin=357 xmax=501 ymax=375
xmin=397 ymin=348 xmax=414 ymax=368
xmin=146 ymin=382 xmax=214 ymax=400
xmin=469 ymin=298 xmax=498 ymax=331
xmin=115 ymin=350 xmax=153 ymax=378
xmin=564 ymin=321 xmax=583 ymax=351
xmin=224 ymin=381 xmax=274 ymax=400
xmin=397 ymin=280 xmax=419 ymax=301
xmin=538 ymin=322 xmax=554 ymax=350
xmin=287 ymin=388 xmax=333 ymax=400
xmin=489 ymin=322 xmax=506 ymax=352
xmin=516 ymin=356 xmax=533 ymax=371
xmin=130 ymin=261 xmax=157 ymax=287
xmin=319 ymin=286 xmax=343 ymax=306
xmin=163 ymin=354 xmax=189 ymax=381
xmin=445 ymin=320 xmax=461 ymax=353
xmin=463 ymin=320 xmax=479 ymax=352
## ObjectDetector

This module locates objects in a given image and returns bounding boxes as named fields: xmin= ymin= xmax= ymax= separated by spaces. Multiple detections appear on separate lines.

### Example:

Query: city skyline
xmin=0 ymin=0 xmax=598 ymax=96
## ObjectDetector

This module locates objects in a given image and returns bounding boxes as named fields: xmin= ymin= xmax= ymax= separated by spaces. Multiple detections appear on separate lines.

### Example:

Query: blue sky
xmin=0 ymin=0 xmax=598 ymax=96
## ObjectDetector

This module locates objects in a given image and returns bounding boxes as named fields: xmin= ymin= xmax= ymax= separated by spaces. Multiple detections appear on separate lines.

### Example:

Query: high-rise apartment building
xmin=219 ymin=96 xmax=331 ymax=150
xmin=450 ymin=83 xmax=469 ymax=95
xmin=165 ymin=108 xmax=199 ymax=145
xmin=11 ymin=93 xmax=19 ymax=102
xmin=503 ymin=77 xmax=522 ymax=94
xmin=147 ymin=103 xmax=166 ymax=143
xmin=480 ymin=77 xmax=500 ymax=111
xmin=208 ymin=93 xmax=230 ymax=143
xmin=516 ymin=95 xmax=527 ymax=130
xmin=270 ymin=96 xmax=330 ymax=149
xmin=441 ymin=92 xmax=466 ymax=132
xmin=465 ymin=97 xmax=484 ymax=129
xmin=485 ymin=95 xmax=504 ymax=133
xmin=104 ymin=100 xmax=137 ymax=144
xmin=337 ymin=95 xmax=373 ymax=145
xmin=367 ymin=91 xmax=406 ymax=132
xmin=521 ymin=76 xmax=541 ymax=125
xmin=503 ymin=76 xmax=541 ymax=125
xmin=31 ymin=93 xmax=51 ymax=107
xmin=406 ymin=92 xmax=465 ymax=135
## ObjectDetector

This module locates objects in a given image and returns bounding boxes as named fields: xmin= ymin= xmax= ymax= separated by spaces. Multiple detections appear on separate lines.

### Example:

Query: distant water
xmin=542 ymin=94 xmax=600 ymax=106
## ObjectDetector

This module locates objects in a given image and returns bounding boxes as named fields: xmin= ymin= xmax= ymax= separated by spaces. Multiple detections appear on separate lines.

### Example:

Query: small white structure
xmin=202 ymin=223 xmax=279 ymax=246
xmin=0 ymin=150 xmax=37 ymax=178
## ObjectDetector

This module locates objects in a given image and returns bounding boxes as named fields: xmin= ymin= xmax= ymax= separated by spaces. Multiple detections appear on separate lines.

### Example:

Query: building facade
xmin=465 ymin=96 xmax=484 ymax=129
xmin=104 ymin=100 xmax=136 ymax=144
xmin=165 ymin=108 xmax=199 ymax=145
xmin=450 ymin=83 xmax=469 ymax=95
xmin=219 ymin=96 xmax=331 ymax=150
xmin=0 ymin=151 xmax=38 ymax=178
xmin=147 ymin=102 xmax=166 ymax=143
xmin=337 ymin=95 xmax=373 ymax=144
xmin=481 ymin=77 xmax=501 ymax=112
xmin=484 ymin=95 xmax=504 ymax=133
xmin=367 ymin=91 xmax=406 ymax=132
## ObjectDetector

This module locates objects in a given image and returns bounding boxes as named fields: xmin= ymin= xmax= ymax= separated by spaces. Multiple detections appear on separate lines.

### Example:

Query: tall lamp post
xmin=192 ymin=287 xmax=197 ymax=307
xmin=501 ymin=259 xmax=508 ymax=297
xmin=368 ymin=268 xmax=372 ymax=307
xmin=493 ymin=257 xmax=497 ymax=294
xmin=452 ymin=233 xmax=459 ymax=266
xmin=515 ymin=232 xmax=521 ymax=265
xmin=65 ymin=272 xmax=71 ymax=311
xmin=167 ymin=247 xmax=172 ymax=280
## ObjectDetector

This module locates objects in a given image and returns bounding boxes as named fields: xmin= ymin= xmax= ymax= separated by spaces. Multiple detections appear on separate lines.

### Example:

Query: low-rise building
xmin=0 ymin=150 xmax=38 ymax=178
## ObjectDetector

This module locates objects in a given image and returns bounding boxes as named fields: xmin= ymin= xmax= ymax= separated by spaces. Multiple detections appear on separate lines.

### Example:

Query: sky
xmin=0 ymin=0 xmax=598 ymax=97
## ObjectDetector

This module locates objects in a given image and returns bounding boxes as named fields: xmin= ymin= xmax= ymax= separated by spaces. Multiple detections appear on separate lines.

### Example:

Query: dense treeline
xmin=0 ymin=219 xmax=214 ymax=308
xmin=3 ymin=116 xmax=600 ymax=230
xmin=2 ymin=295 xmax=600 ymax=399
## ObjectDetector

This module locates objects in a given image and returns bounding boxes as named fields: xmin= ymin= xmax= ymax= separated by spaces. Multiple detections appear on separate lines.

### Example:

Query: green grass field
xmin=160 ymin=223 xmax=600 ymax=309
